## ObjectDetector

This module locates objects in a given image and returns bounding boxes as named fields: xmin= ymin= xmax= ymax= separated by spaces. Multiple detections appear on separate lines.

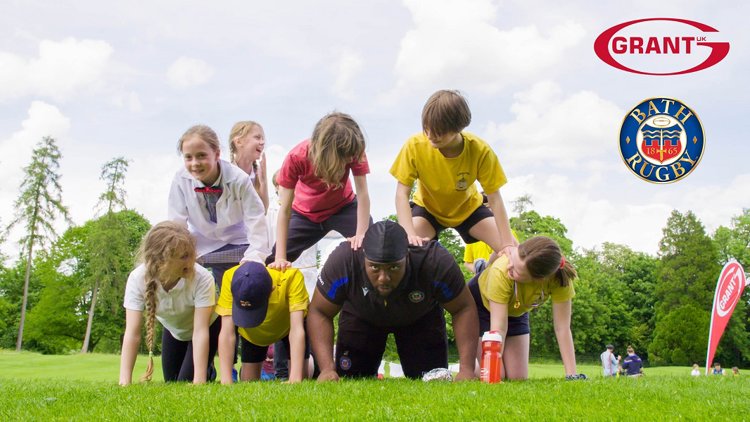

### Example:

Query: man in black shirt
xmin=308 ymin=220 xmax=478 ymax=380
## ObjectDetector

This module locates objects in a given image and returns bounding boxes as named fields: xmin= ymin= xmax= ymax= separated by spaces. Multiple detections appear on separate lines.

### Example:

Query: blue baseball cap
xmin=231 ymin=262 xmax=272 ymax=328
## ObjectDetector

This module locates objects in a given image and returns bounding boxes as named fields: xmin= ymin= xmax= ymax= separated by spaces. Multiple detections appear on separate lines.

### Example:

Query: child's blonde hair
xmin=135 ymin=221 xmax=196 ymax=382
xmin=177 ymin=125 xmax=221 ymax=154
xmin=421 ymin=90 xmax=472 ymax=137
xmin=308 ymin=112 xmax=366 ymax=188
xmin=228 ymin=121 xmax=262 ymax=165
xmin=518 ymin=236 xmax=577 ymax=287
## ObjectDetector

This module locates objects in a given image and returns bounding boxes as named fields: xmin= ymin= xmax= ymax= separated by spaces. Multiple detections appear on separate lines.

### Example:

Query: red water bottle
xmin=480 ymin=330 xmax=503 ymax=383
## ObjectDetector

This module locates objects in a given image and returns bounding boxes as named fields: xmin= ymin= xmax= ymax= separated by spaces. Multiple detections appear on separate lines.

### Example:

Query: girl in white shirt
xmin=168 ymin=125 xmax=270 ymax=289
xmin=119 ymin=221 xmax=219 ymax=384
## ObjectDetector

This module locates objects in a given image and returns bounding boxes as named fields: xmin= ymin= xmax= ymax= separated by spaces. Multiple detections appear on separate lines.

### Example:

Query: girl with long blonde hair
xmin=119 ymin=221 xmax=219 ymax=384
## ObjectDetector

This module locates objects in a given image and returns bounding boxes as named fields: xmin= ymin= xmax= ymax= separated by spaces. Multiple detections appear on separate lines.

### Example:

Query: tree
xmin=81 ymin=157 xmax=131 ymax=353
xmin=511 ymin=194 xmax=533 ymax=215
xmin=510 ymin=210 xmax=572 ymax=255
xmin=650 ymin=210 xmax=720 ymax=364
xmin=713 ymin=208 xmax=750 ymax=267
xmin=24 ymin=210 xmax=150 ymax=353
xmin=570 ymin=243 xmax=658 ymax=360
xmin=4 ymin=136 xmax=71 ymax=351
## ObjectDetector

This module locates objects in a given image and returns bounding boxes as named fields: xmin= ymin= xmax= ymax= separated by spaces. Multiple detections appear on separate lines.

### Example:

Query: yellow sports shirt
xmin=390 ymin=132 xmax=506 ymax=227
xmin=216 ymin=266 xmax=309 ymax=346
xmin=477 ymin=255 xmax=575 ymax=317
xmin=463 ymin=241 xmax=494 ymax=263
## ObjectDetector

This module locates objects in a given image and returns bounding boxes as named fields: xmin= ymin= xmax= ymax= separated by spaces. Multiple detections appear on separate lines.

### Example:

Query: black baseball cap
xmin=231 ymin=262 xmax=272 ymax=328
xmin=362 ymin=221 xmax=408 ymax=263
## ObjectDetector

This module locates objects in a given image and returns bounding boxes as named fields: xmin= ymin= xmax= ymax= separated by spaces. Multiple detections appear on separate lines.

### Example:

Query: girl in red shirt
xmin=267 ymin=112 xmax=371 ymax=270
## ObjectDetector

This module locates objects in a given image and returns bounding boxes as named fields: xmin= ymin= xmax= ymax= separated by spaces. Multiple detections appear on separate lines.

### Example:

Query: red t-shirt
xmin=277 ymin=140 xmax=369 ymax=223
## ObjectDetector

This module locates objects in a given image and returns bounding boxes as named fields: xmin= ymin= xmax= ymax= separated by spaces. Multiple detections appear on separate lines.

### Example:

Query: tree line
xmin=0 ymin=136 xmax=748 ymax=368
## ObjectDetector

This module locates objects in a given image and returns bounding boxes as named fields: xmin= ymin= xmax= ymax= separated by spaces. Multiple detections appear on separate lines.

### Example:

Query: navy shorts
xmin=334 ymin=306 xmax=448 ymax=379
xmin=411 ymin=203 xmax=493 ymax=244
xmin=467 ymin=274 xmax=530 ymax=337
xmin=266 ymin=199 xmax=372 ymax=265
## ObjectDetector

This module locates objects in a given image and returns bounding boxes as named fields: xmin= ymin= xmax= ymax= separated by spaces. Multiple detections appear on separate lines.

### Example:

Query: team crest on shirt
xmin=339 ymin=355 xmax=352 ymax=371
xmin=619 ymin=97 xmax=705 ymax=183
xmin=455 ymin=172 xmax=469 ymax=191
xmin=409 ymin=290 xmax=425 ymax=303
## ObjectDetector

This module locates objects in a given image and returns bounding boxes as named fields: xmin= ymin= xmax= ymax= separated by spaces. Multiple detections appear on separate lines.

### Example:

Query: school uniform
xmin=123 ymin=263 xmax=220 ymax=382
xmin=168 ymin=159 xmax=271 ymax=285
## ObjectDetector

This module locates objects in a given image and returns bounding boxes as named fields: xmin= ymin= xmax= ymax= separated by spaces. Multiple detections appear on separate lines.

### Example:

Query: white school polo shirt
xmin=124 ymin=263 xmax=217 ymax=341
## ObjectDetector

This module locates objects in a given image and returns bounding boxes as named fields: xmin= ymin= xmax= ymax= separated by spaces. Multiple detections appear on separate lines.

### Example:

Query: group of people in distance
xmin=600 ymin=344 xmax=643 ymax=378
xmin=118 ymin=89 xmax=588 ymax=385
xmin=692 ymin=362 xmax=741 ymax=377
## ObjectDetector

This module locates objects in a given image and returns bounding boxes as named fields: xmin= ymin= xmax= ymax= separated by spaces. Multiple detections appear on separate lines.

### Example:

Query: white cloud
xmin=124 ymin=153 xmax=184 ymax=225
xmin=0 ymin=101 xmax=71 ymax=181
xmin=504 ymin=173 xmax=671 ymax=254
xmin=332 ymin=51 xmax=364 ymax=101
xmin=0 ymin=38 xmax=113 ymax=102
xmin=484 ymin=81 xmax=623 ymax=170
xmin=387 ymin=0 xmax=585 ymax=97
xmin=111 ymin=91 xmax=143 ymax=112
xmin=166 ymin=56 xmax=214 ymax=89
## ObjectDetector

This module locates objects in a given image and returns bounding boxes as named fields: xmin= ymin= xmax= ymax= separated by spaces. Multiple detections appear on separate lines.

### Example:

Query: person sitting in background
xmin=712 ymin=362 xmax=725 ymax=376
xmin=731 ymin=366 xmax=739 ymax=377
xmin=691 ymin=363 xmax=701 ymax=376
xmin=600 ymin=344 xmax=619 ymax=377
xmin=621 ymin=346 xmax=643 ymax=377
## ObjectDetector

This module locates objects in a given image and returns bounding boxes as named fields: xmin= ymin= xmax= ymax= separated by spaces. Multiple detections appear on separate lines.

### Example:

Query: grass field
xmin=1 ymin=350 xmax=748 ymax=420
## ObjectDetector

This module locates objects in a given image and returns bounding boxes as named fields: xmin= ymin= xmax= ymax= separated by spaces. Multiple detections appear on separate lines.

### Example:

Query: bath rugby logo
xmin=408 ymin=290 xmax=425 ymax=303
xmin=594 ymin=18 xmax=730 ymax=75
xmin=339 ymin=355 xmax=352 ymax=371
xmin=619 ymin=98 xmax=704 ymax=183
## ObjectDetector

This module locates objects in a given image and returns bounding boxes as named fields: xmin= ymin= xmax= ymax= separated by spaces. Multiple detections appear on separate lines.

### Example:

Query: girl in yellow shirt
xmin=468 ymin=236 xmax=586 ymax=380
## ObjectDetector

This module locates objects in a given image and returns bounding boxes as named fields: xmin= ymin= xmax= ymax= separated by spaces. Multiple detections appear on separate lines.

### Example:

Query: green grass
xmin=1 ymin=350 xmax=748 ymax=420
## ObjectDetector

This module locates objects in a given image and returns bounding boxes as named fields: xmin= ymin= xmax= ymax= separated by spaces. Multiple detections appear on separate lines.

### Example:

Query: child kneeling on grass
xmin=217 ymin=262 xmax=309 ymax=383
xmin=119 ymin=221 xmax=220 ymax=385
xmin=468 ymin=236 xmax=586 ymax=381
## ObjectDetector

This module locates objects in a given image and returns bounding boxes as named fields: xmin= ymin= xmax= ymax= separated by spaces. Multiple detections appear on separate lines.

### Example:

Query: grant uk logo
xmin=594 ymin=18 xmax=730 ymax=75
xmin=619 ymin=98 xmax=704 ymax=183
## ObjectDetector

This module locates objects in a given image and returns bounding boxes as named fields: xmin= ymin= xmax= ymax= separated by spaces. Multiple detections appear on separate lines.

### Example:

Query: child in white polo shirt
xmin=119 ymin=221 xmax=220 ymax=385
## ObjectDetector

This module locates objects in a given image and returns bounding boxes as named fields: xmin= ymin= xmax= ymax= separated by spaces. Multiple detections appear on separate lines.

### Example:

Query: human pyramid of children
xmin=118 ymin=90 xmax=587 ymax=385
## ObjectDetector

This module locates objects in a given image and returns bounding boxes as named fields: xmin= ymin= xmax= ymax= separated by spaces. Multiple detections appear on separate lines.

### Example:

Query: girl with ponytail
xmin=468 ymin=236 xmax=586 ymax=380
xmin=119 ymin=221 xmax=220 ymax=385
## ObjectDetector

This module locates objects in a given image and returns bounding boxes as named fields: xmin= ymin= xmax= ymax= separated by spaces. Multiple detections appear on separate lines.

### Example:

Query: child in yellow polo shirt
xmin=390 ymin=90 xmax=517 ymax=257
xmin=216 ymin=262 xmax=309 ymax=383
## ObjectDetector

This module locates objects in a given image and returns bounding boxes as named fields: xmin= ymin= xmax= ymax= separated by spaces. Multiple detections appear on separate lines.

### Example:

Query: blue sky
xmin=1 ymin=0 xmax=747 ymax=258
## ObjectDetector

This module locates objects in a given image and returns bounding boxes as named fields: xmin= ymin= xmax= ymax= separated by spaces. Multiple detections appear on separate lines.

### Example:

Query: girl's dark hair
xmin=518 ymin=236 xmax=577 ymax=286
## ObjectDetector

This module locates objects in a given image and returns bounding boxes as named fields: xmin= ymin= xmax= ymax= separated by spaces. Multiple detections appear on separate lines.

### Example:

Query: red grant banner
xmin=705 ymin=260 xmax=747 ymax=375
